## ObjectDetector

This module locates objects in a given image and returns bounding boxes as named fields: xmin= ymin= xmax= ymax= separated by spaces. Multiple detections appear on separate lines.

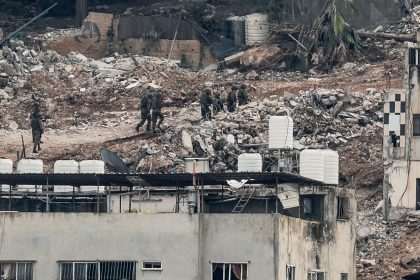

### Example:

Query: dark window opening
xmin=413 ymin=115 xmax=420 ymax=136
xmin=212 ymin=263 xmax=247 ymax=280
xmin=286 ymin=265 xmax=295 ymax=280
xmin=308 ymin=271 xmax=325 ymax=280
xmin=337 ymin=196 xmax=350 ymax=220
xmin=300 ymin=195 xmax=324 ymax=221
xmin=341 ymin=273 xmax=348 ymax=280
xmin=142 ymin=261 xmax=162 ymax=270
xmin=409 ymin=48 xmax=417 ymax=65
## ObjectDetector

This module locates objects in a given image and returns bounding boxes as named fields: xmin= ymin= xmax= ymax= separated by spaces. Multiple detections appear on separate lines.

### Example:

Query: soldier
xmin=227 ymin=85 xmax=238 ymax=112
xmin=30 ymin=103 xmax=44 ymax=144
xmin=135 ymin=88 xmax=153 ymax=132
xmin=200 ymin=88 xmax=213 ymax=120
xmin=213 ymin=92 xmax=224 ymax=115
xmin=151 ymin=88 xmax=164 ymax=133
xmin=31 ymin=111 xmax=43 ymax=153
xmin=238 ymin=84 xmax=249 ymax=106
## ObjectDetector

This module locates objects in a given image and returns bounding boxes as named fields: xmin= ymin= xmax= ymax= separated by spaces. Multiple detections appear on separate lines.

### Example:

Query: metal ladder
xmin=232 ymin=187 xmax=255 ymax=214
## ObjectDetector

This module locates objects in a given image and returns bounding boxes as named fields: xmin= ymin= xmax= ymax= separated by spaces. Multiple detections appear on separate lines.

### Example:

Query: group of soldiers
xmin=200 ymin=84 xmax=249 ymax=120
xmin=135 ymin=83 xmax=250 ymax=133
xmin=135 ymin=86 xmax=164 ymax=133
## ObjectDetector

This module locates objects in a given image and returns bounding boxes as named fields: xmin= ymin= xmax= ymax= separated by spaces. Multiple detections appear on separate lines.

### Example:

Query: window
xmin=341 ymin=273 xmax=348 ymax=280
xmin=300 ymin=195 xmax=324 ymax=221
xmin=0 ymin=262 xmax=33 ymax=280
xmin=414 ymin=115 xmax=420 ymax=136
xmin=59 ymin=261 xmax=136 ymax=280
xmin=286 ymin=265 xmax=295 ymax=280
xmin=212 ymin=263 xmax=248 ymax=280
xmin=409 ymin=48 xmax=418 ymax=65
xmin=308 ymin=270 xmax=325 ymax=280
xmin=142 ymin=261 xmax=162 ymax=271
xmin=337 ymin=196 xmax=350 ymax=220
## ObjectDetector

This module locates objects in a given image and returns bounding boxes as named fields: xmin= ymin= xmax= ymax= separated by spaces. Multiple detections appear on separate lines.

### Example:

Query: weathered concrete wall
xmin=120 ymin=38 xmax=216 ymax=69
xmin=0 ymin=213 xmax=200 ymax=280
xmin=387 ymin=160 xmax=419 ymax=208
xmin=277 ymin=216 xmax=356 ymax=280
xmin=201 ymin=214 xmax=276 ymax=280
xmin=0 ymin=212 xmax=355 ymax=279
xmin=109 ymin=194 xmax=189 ymax=213
xmin=285 ymin=0 xmax=402 ymax=28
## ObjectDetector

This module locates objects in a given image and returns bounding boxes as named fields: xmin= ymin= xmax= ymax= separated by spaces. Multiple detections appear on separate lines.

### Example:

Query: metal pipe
xmin=96 ymin=177 xmax=100 ymax=214
xmin=46 ymin=176 xmax=49 ymax=212
xmin=167 ymin=14 xmax=182 ymax=64
xmin=0 ymin=2 xmax=58 ymax=46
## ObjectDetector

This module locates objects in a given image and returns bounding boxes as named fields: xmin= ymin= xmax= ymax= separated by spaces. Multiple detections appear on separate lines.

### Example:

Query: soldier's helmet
xmin=231 ymin=85 xmax=238 ymax=90
xmin=240 ymin=84 xmax=246 ymax=89
xmin=204 ymin=88 xmax=211 ymax=94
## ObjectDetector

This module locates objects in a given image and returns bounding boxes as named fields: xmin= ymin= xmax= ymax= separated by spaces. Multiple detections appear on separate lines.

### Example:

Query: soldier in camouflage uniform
xmin=200 ymin=88 xmax=213 ymax=120
xmin=227 ymin=85 xmax=238 ymax=112
xmin=151 ymin=88 xmax=164 ymax=133
xmin=135 ymin=88 xmax=153 ymax=132
xmin=238 ymin=84 xmax=249 ymax=106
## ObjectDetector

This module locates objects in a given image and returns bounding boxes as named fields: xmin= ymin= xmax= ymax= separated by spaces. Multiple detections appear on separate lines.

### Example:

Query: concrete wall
xmin=120 ymin=38 xmax=216 ymax=69
xmin=383 ymin=44 xmax=420 ymax=210
xmin=387 ymin=160 xmax=419 ymax=208
xmin=0 ymin=212 xmax=355 ymax=280
xmin=0 ymin=213 xmax=199 ymax=280
xmin=109 ymin=194 xmax=189 ymax=213
xmin=277 ymin=216 xmax=356 ymax=280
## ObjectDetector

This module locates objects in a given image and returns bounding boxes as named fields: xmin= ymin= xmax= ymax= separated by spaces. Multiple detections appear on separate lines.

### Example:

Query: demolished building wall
xmin=384 ymin=41 xmax=420 ymax=211
xmin=48 ymin=12 xmax=216 ymax=68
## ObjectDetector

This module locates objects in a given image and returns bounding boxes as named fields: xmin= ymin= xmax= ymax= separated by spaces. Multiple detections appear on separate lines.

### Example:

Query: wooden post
xmin=75 ymin=0 xmax=88 ymax=27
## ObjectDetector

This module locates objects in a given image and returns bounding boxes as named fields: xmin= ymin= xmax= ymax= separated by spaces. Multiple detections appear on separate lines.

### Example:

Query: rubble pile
xmin=126 ymin=86 xmax=385 ymax=188
xmin=357 ymin=210 xmax=420 ymax=279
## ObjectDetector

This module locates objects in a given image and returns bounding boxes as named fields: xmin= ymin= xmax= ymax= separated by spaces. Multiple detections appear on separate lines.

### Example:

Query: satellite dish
xmin=100 ymin=148 xmax=129 ymax=174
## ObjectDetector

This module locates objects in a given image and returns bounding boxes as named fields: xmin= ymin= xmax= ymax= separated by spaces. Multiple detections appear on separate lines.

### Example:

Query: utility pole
xmin=75 ymin=0 xmax=88 ymax=27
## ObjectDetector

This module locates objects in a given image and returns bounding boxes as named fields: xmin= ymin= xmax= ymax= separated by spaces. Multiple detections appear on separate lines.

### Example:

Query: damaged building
xmin=383 ymin=32 xmax=420 ymax=215
xmin=0 ymin=116 xmax=356 ymax=280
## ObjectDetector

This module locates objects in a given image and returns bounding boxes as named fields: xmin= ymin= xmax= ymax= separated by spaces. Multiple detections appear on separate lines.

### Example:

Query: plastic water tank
xmin=237 ymin=153 xmax=263 ymax=172
xmin=0 ymin=159 xmax=13 ymax=192
xmin=17 ymin=159 xmax=43 ymax=192
xmin=245 ymin=13 xmax=269 ymax=45
xmin=323 ymin=150 xmax=339 ymax=185
xmin=269 ymin=116 xmax=293 ymax=149
xmin=54 ymin=160 xmax=79 ymax=192
xmin=79 ymin=160 xmax=105 ymax=193
xmin=299 ymin=150 xmax=324 ymax=182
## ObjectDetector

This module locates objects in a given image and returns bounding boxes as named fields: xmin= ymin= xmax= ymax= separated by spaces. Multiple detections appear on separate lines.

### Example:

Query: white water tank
xmin=299 ymin=150 xmax=324 ymax=182
xmin=54 ymin=160 xmax=79 ymax=193
xmin=245 ymin=13 xmax=269 ymax=45
xmin=16 ymin=159 xmax=43 ymax=193
xmin=238 ymin=153 xmax=262 ymax=172
xmin=185 ymin=158 xmax=210 ymax=173
xmin=299 ymin=149 xmax=339 ymax=185
xmin=269 ymin=116 xmax=293 ymax=149
xmin=323 ymin=150 xmax=339 ymax=185
xmin=79 ymin=160 xmax=105 ymax=193
xmin=0 ymin=159 xmax=13 ymax=192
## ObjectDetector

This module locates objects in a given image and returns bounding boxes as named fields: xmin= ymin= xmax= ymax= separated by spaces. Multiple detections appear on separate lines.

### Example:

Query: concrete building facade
xmin=383 ymin=40 xmax=420 ymax=213
xmin=0 ymin=210 xmax=355 ymax=280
